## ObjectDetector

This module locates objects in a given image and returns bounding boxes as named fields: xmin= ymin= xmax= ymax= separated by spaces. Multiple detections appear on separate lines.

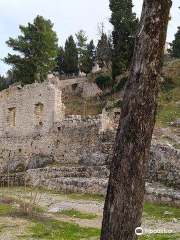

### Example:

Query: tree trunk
xmin=100 ymin=1 xmax=172 ymax=240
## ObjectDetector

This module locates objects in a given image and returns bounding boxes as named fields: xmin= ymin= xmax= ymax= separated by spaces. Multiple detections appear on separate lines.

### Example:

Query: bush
xmin=95 ymin=73 xmax=113 ymax=90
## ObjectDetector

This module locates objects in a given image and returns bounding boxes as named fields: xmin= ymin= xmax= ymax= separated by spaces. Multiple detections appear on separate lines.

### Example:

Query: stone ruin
xmin=0 ymin=80 xmax=114 ymax=174
xmin=0 ymin=79 xmax=180 ymax=205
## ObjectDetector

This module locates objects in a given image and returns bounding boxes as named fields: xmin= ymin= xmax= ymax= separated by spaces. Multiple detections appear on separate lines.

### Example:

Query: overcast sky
xmin=0 ymin=0 xmax=179 ymax=76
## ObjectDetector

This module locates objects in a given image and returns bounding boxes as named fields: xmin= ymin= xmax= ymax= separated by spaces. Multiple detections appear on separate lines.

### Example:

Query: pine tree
xmin=55 ymin=46 xmax=65 ymax=75
xmin=64 ymin=35 xmax=78 ymax=76
xmin=80 ymin=40 xmax=96 ymax=76
xmin=97 ymin=33 xmax=112 ymax=70
xmin=110 ymin=0 xmax=139 ymax=80
xmin=4 ymin=15 xmax=58 ymax=84
xmin=75 ymin=30 xmax=88 ymax=73
xmin=169 ymin=27 xmax=180 ymax=58
xmin=0 ymin=75 xmax=7 ymax=91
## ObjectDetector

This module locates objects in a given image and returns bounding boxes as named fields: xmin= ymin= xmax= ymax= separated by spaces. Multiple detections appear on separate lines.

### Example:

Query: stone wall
xmin=148 ymin=142 xmax=180 ymax=189
xmin=0 ymin=81 xmax=65 ymax=138
xmin=0 ymin=112 xmax=114 ymax=173
xmin=0 ymin=81 xmax=179 ymax=193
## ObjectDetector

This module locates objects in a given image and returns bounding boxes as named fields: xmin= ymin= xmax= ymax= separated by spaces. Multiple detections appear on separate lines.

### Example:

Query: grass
xmin=1 ymin=188 xmax=180 ymax=240
xmin=64 ymin=96 xmax=106 ymax=116
xmin=0 ymin=190 xmax=43 ymax=216
xmin=0 ymin=199 xmax=100 ymax=239
xmin=0 ymin=203 xmax=16 ymax=215
xmin=163 ymin=59 xmax=180 ymax=87
xmin=156 ymin=60 xmax=180 ymax=126
xmin=139 ymin=233 xmax=180 ymax=240
xmin=20 ymin=217 xmax=100 ymax=240
xmin=143 ymin=202 xmax=180 ymax=220
xmin=59 ymin=209 xmax=97 ymax=219
xmin=0 ymin=226 xmax=5 ymax=232
xmin=156 ymin=103 xmax=180 ymax=126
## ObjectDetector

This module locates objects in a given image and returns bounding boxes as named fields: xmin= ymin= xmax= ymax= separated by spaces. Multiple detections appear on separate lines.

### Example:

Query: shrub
xmin=95 ymin=73 xmax=113 ymax=90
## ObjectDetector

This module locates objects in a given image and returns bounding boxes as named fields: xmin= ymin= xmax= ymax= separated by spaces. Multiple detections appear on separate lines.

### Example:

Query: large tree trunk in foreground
xmin=101 ymin=1 xmax=171 ymax=240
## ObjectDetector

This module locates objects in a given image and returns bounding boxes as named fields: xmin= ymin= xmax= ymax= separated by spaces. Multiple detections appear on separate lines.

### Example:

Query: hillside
xmin=157 ymin=59 xmax=180 ymax=126
xmin=64 ymin=59 xmax=180 ymax=129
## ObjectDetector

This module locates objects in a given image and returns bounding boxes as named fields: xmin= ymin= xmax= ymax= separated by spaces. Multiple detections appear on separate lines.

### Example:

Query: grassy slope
xmin=156 ymin=59 xmax=180 ymax=126
xmin=64 ymin=59 xmax=180 ymax=128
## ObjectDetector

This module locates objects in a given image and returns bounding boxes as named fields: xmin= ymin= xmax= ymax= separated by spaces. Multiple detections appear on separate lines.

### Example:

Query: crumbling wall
xmin=0 ymin=113 xmax=114 ymax=173
xmin=0 ymin=82 xmax=65 ymax=138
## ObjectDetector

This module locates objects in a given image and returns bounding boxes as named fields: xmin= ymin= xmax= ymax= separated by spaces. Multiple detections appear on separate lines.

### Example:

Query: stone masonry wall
xmin=0 ymin=81 xmax=179 ymax=191
xmin=0 ymin=113 xmax=114 ymax=173
xmin=0 ymin=82 xmax=65 ymax=138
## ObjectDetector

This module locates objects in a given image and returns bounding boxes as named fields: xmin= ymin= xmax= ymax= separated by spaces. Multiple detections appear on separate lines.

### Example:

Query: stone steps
xmin=26 ymin=165 xmax=109 ymax=195
xmin=29 ymin=176 xmax=108 ymax=196
xmin=27 ymin=173 xmax=180 ymax=206
xmin=26 ymin=165 xmax=110 ymax=179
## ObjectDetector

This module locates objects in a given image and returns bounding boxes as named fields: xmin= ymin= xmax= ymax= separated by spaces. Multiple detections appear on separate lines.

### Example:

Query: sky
xmin=0 ymin=0 xmax=179 ymax=76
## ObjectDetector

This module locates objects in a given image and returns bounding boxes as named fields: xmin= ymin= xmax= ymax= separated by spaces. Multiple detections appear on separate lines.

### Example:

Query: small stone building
xmin=0 ymin=82 xmax=65 ymax=137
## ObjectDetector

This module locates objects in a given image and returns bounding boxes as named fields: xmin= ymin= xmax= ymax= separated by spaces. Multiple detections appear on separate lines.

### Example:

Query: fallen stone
xmin=163 ymin=211 xmax=172 ymax=215
xmin=48 ymin=205 xmax=71 ymax=213
xmin=171 ymin=218 xmax=178 ymax=223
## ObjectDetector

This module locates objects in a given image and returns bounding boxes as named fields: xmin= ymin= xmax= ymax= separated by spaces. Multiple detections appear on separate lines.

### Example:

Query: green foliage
xmin=156 ymin=102 xmax=180 ymax=126
xmin=97 ymin=32 xmax=112 ymax=70
xmin=59 ymin=209 xmax=97 ymax=219
xmin=55 ymin=46 xmax=65 ymax=74
xmin=109 ymin=0 xmax=139 ymax=79
xmin=24 ymin=218 xmax=100 ymax=239
xmin=80 ymin=40 xmax=96 ymax=75
xmin=95 ymin=72 xmax=113 ymax=90
xmin=169 ymin=26 xmax=180 ymax=58
xmin=4 ymin=15 xmax=58 ymax=84
xmin=0 ymin=203 xmax=15 ymax=215
xmin=76 ymin=30 xmax=88 ymax=57
xmin=156 ymin=60 xmax=180 ymax=126
xmin=76 ymin=30 xmax=96 ymax=75
xmin=0 ymin=75 xmax=8 ymax=91
xmin=64 ymin=35 xmax=78 ymax=75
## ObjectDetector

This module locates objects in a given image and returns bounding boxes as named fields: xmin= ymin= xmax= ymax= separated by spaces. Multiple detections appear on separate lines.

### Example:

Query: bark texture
xmin=100 ymin=1 xmax=172 ymax=240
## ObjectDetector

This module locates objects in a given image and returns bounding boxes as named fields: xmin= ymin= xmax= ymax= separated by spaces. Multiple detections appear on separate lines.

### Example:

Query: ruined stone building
xmin=0 ymin=81 xmax=65 ymax=137
xmin=0 ymin=80 xmax=180 ymax=198
xmin=0 ymin=80 xmax=113 ymax=174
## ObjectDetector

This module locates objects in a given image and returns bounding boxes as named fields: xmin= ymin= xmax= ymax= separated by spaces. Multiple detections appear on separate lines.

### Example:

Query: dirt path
xmin=0 ymin=187 xmax=180 ymax=239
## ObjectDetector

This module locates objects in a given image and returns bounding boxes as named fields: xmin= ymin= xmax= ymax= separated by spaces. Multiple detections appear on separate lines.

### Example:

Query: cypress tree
xmin=55 ymin=46 xmax=65 ymax=75
xmin=64 ymin=35 xmax=78 ymax=76
xmin=169 ymin=27 xmax=180 ymax=58
xmin=110 ymin=0 xmax=139 ymax=80
xmin=97 ymin=33 xmax=112 ymax=70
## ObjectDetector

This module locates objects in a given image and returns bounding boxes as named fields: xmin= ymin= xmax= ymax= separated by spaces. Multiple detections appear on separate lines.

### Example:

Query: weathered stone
xmin=26 ymin=156 xmax=53 ymax=170
xmin=171 ymin=218 xmax=178 ymax=223
xmin=163 ymin=211 xmax=172 ymax=215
